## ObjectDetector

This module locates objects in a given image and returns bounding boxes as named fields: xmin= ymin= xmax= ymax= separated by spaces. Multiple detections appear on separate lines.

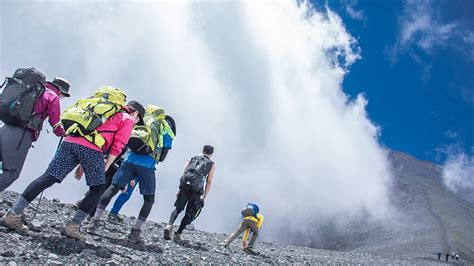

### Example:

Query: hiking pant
xmin=175 ymin=189 xmax=204 ymax=234
xmin=224 ymin=219 xmax=259 ymax=248
xmin=0 ymin=125 xmax=33 ymax=192
xmin=110 ymin=178 xmax=137 ymax=215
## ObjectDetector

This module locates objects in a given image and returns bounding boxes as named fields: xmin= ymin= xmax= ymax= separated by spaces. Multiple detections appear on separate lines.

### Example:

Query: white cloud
xmin=0 ymin=0 xmax=393 ymax=245
xmin=390 ymin=0 xmax=471 ymax=63
xmin=345 ymin=4 xmax=365 ymax=21
xmin=442 ymin=150 xmax=474 ymax=195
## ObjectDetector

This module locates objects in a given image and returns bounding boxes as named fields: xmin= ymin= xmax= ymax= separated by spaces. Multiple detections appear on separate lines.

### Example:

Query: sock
xmin=71 ymin=209 xmax=88 ymax=225
xmin=11 ymin=196 xmax=30 ymax=215
xmin=93 ymin=205 xmax=105 ymax=220
xmin=133 ymin=217 xmax=146 ymax=230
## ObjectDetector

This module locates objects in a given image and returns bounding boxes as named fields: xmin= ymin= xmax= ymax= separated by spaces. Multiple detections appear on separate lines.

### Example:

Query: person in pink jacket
xmin=2 ymin=100 xmax=145 ymax=240
xmin=0 ymin=78 xmax=70 ymax=192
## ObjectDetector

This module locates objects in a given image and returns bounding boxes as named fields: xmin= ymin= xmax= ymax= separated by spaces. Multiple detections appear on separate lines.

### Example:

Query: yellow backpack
xmin=61 ymin=86 xmax=127 ymax=148
xmin=128 ymin=105 xmax=166 ymax=158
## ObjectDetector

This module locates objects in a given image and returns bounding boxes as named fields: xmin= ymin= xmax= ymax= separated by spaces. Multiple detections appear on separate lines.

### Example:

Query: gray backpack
xmin=0 ymin=68 xmax=46 ymax=127
xmin=180 ymin=155 xmax=213 ymax=194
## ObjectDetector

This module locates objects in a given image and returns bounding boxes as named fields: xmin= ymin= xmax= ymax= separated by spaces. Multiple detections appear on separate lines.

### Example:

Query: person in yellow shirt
xmin=220 ymin=203 xmax=264 ymax=254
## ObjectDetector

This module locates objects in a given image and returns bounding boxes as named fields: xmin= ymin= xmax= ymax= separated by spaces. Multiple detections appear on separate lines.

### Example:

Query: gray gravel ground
xmin=0 ymin=191 xmax=441 ymax=265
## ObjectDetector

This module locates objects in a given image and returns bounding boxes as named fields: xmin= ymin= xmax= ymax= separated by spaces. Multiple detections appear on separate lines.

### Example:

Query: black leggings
xmin=138 ymin=195 xmax=155 ymax=221
xmin=99 ymin=184 xmax=154 ymax=221
xmin=23 ymin=173 xmax=105 ymax=214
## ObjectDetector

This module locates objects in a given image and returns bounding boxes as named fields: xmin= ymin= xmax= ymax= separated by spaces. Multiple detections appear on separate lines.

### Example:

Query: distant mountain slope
xmin=0 ymin=191 xmax=426 ymax=264
xmin=347 ymin=151 xmax=474 ymax=262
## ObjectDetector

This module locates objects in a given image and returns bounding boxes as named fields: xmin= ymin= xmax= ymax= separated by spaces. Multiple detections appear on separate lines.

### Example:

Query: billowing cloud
xmin=442 ymin=150 xmax=474 ymax=198
xmin=1 ymin=0 xmax=393 ymax=245
xmin=344 ymin=0 xmax=365 ymax=21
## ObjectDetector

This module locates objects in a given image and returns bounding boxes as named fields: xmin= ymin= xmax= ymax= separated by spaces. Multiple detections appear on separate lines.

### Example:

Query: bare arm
xmin=104 ymin=154 xmax=118 ymax=172
xmin=203 ymin=164 xmax=216 ymax=200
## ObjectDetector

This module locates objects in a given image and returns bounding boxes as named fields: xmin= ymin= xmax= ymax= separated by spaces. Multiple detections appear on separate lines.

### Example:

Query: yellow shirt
xmin=242 ymin=213 xmax=264 ymax=241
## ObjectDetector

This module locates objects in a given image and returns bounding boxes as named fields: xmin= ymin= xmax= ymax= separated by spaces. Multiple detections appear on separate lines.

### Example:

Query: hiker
xmin=220 ymin=203 xmax=264 ymax=255
xmin=451 ymin=251 xmax=455 ymax=259
xmin=446 ymin=252 xmax=449 ymax=262
xmin=0 ymin=68 xmax=70 ymax=192
xmin=163 ymin=145 xmax=216 ymax=241
xmin=1 ymin=87 xmax=144 ymax=241
xmin=88 ymin=106 xmax=176 ymax=244
xmin=455 ymin=254 xmax=459 ymax=261
xmin=107 ymin=114 xmax=176 ymax=223
xmin=437 ymin=252 xmax=441 ymax=260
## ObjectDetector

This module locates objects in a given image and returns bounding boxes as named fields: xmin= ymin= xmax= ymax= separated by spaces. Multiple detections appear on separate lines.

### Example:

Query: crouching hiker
xmin=220 ymin=203 xmax=264 ymax=255
xmin=88 ymin=106 xmax=176 ymax=244
xmin=163 ymin=145 xmax=216 ymax=241
xmin=0 ymin=68 xmax=70 ymax=192
xmin=1 ymin=87 xmax=143 ymax=241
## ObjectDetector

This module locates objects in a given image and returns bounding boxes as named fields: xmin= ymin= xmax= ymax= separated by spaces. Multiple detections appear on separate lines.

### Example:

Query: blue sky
xmin=311 ymin=0 xmax=473 ymax=163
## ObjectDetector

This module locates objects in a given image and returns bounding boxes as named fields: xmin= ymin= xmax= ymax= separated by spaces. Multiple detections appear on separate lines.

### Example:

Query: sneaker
xmin=62 ymin=222 xmax=85 ymax=241
xmin=173 ymin=232 xmax=183 ymax=241
xmin=163 ymin=224 xmax=173 ymax=240
xmin=86 ymin=218 xmax=100 ymax=233
xmin=219 ymin=241 xmax=229 ymax=248
xmin=108 ymin=213 xmax=124 ymax=224
xmin=1 ymin=212 xmax=28 ymax=233
xmin=128 ymin=228 xmax=145 ymax=245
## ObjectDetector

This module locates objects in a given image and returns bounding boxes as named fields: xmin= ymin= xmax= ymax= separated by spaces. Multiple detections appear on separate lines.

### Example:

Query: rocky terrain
xmin=1 ymin=190 xmax=436 ymax=265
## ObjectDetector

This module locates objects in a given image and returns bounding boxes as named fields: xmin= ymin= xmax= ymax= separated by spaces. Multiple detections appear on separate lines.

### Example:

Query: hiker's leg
xmin=71 ymin=184 xmax=106 ymax=225
xmin=176 ymin=192 xmax=202 ymax=234
xmin=246 ymin=220 xmax=259 ymax=248
xmin=110 ymin=179 xmax=136 ymax=215
xmin=11 ymin=173 xmax=57 ymax=215
xmin=224 ymin=221 xmax=247 ymax=245
xmin=89 ymin=171 xmax=115 ymax=217
xmin=134 ymin=194 xmax=155 ymax=229
xmin=93 ymin=185 xmax=120 ymax=219
xmin=11 ymin=142 xmax=78 ymax=214
xmin=94 ymin=161 xmax=136 ymax=219
xmin=169 ymin=190 xmax=190 ymax=225
xmin=0 ymin=126 xmax=32 ymax=192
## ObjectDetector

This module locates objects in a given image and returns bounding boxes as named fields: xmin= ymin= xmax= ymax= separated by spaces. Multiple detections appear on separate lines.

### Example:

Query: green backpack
xmin=128 ymin=105 xmax=166 ymax=158
xmin=60 ymin=86 xmax=127 ymax=148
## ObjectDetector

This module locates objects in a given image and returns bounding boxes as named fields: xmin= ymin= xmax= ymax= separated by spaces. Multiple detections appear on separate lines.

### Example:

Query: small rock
xmin=81 ymin=249 xmax=97 ymax=254
xmin=2 ymin=251 xmax=15 ymax=257
xmin=48 ymin=253 xmax=59 ymax=259
xmin=106 ymin=260 xmax=119 ymax=265
xmin=97 ymin=248 xmax=112 ymax=258
xmin=7 ymin=262 xmax=17 ymax=266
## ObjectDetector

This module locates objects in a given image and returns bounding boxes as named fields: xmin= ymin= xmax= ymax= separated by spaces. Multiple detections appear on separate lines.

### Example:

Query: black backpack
xmin=0 ymin=68 xmax=46 ymax=127
xmin=180 ymin=155 xmax=213 ymax=194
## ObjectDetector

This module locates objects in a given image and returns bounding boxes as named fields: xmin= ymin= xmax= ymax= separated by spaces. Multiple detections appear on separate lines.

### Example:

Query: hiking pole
xmin=30 ymin=137 xmax=63 ymax=221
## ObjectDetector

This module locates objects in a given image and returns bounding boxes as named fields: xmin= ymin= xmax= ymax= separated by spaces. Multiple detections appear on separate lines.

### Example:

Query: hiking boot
xmin=128 ymin=228 xmax=145 ymax=245
xmin=72 ymin=200 xmax=82 ymax=210
xmin=163 ymin=224 xmax=173 ymax=240
xmin=173 ymin=232 xmax=183 ymax=242
xmin=219 ymin=241 xmax=229 ymax=248
xmin=62 ymin=222 xmax=85 ymax=241
xmin=245 ymin=247 xmax=259 ymax=255
xmin=108 ymin=213 xmax=124 ymax=224
xmin=1 ymin=212 xmax=28 ymax=233
xmin=86 ymin=218 xmax=100 ymax=233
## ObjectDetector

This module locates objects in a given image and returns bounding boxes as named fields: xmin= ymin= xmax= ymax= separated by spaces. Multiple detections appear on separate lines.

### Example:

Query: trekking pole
xmin=30 ymin=137 xmax=63 ymax=221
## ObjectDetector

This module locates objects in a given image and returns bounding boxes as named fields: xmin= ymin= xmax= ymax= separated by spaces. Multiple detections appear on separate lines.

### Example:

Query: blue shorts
xmin=46 ymin=141 xmax=106 ymax=186
xmin=112 ymin=161 xmax=156 ymax=195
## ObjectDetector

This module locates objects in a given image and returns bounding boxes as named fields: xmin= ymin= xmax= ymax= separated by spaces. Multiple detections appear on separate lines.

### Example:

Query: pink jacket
xmin=30 ymin=83 xmax=64 ymax=141
xmin=65 ymin=109 xmax=135 ymax=156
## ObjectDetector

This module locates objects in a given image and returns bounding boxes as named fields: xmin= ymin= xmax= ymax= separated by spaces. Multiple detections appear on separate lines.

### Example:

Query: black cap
xmin=126 ymin=101 xmax=145 ymax=123
xmin=48 ymin=77 xmax=70 ymax=97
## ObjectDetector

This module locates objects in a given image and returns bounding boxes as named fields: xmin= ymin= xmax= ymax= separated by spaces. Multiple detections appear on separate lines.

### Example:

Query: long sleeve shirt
xmin=30 ymin=83 xmax=64 ymax=141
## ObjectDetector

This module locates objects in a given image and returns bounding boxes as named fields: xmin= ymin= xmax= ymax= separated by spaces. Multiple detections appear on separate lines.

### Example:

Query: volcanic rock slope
xmin=1 ymin=191 xmax=429 ymax=264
